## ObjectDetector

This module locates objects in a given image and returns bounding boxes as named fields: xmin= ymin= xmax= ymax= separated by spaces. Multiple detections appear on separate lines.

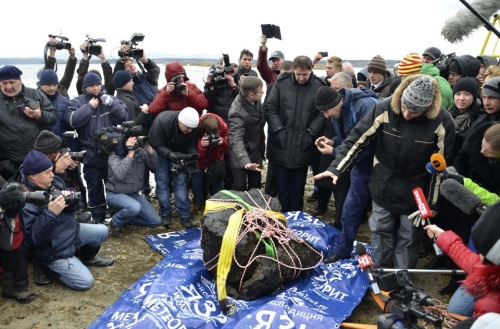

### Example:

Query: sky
xmin=4 ymin=0 xmax=499 ymax=61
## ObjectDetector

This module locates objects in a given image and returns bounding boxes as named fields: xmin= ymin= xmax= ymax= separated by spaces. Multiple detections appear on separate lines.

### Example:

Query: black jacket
xmin=328 ymin=75 xmax=456 ymax=214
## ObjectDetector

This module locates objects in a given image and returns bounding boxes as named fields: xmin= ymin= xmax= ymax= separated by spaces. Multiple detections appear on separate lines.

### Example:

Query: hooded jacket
xmin=197 ymin=113 xmax=228 ymax=171
xmin=448 ymin=55 xmax=481 ymax=79
xmin=328 ymin=74 xmax=455 ymax=214
xmin=437 ymin=230 xmax=500 ymax=317
xmin=149 ymin=61 xmax=208 ymax=116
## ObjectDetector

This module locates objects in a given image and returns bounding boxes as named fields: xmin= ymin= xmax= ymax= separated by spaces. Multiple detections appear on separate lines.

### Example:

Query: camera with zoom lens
xmin=68 ymin=151 xmax=86 ymax=162
xmin=208 ymin=66 xmax=227 ymax=90
xmin=17 ymin=185 xmax=81 ymax=207
xmin=171 ymin=160 xmax=199 ymax=175
xmin=113 ymin=121 xmax=143 ymax=137
xmin=85 ymin=34 xmax=106 ymax=56
xmin=47 ymin=34 xmax=71 ymax=51
xmin=17 ymin=98 xmax=38 ymax=111
xmin=206 ymin=133 xmax=219 ymax=146
xmin=50 ymin=190 xmax=82 ymax=206
xmin=118 ymin=33 xmax=145 ymax=59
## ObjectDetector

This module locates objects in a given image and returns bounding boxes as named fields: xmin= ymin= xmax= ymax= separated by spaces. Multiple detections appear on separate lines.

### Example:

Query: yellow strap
xmin=217 ymin=207 xmax=245 ymax=303
xmin=203 ymin=200 xmax=239 ymax=215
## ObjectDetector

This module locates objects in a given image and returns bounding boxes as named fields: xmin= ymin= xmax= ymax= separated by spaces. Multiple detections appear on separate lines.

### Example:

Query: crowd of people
xmin=0 ymin=34 xmax=500 ymax=328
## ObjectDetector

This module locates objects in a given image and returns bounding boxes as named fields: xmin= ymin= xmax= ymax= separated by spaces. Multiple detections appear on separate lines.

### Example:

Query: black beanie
xmin=83 ymin=72 xmax=102 ymax=89
xmin=113 ymin=70 xmax=132 ymax=89
xmin=452 ymin=77 xmax=480 ymax=98
xmin=34 ymin=130 xmax=62 ymax=154
xmin=315 ymin=86 xmax=342 ymax=112
xmin=471 ymin=200 xmax=500 ymax=265
xmin=448 ymin=60 xmax=462 ymax=75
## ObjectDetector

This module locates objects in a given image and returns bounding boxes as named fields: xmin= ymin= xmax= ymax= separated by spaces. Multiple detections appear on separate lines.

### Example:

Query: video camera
xmin=376 ymin=270 xmax=442 ymax=329
xmin=118 ymin=33 xmax=145 ymax=59
xmin=170 ymin=153 xmax=199 ymax=175
xmin=113 ymin=121 xmax=143 ymax=137
xmin=47 ymin=34 xmax=71 ymax=51
xmin=207 ymin=54 xmax=234 ymax=90
xmin=85 ymin=34 xmax=106 ymax=56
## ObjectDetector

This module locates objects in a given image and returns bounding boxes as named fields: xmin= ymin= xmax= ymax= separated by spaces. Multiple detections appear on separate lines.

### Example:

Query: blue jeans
xmin=47 ymin=223 xmax=108 ymax=290
xmin=82 ymin=165 xmax=108 ymax=222
xmin=107 ymin=191 xmax=161 ymax=228
xmin=448 ymin=284 xmax=475 ymax=316
xmin=333 ymin=168 xmax=371 ymax=257
xmin=155 ymin=156 xmax=190 ymax=218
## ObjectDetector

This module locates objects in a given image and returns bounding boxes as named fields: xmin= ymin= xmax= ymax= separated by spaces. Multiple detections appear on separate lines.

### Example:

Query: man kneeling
xmin=20 ymin=150 xmax=114 ymax=290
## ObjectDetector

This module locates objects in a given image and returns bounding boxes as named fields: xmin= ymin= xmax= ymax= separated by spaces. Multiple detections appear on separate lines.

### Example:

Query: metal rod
xmin=375 ymin=268 xmax=465 ymax=275
xmin=459 ymin=0 xmax=500 ymax=39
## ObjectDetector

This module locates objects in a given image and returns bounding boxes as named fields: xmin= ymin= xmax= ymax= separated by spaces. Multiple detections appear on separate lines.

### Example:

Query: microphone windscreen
xmin=430 ymin=153 xmax=447 ymax=172
xmin=426 ymin=162 xmax=437 ymax=174
xmin=441 ymin=0 xmax=500 ymax=43
xmin=355 ymin=242 xmax=366 ymax=256
xmin=440 ymin=179 xmax=482 ymax=215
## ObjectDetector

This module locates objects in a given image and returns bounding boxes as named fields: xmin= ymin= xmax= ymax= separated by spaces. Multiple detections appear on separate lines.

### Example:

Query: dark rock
xmin=201 ymin=189 xmax=322 ymax=301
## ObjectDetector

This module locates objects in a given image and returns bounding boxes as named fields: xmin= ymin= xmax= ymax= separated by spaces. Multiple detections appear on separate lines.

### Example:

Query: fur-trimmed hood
xmin=463 ymin=264 xmax=500 ymax=298
xmin=390 ymin=74 xmax=442 ymax=120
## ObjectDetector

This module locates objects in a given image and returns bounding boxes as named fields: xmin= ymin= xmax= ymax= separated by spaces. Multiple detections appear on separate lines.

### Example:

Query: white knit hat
xmin=178 ymin=107 xmax=199 ymax=129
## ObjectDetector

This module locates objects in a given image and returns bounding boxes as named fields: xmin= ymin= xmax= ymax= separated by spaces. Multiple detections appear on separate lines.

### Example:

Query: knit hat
xmin=82 ymin=72 xmax=102 ymax=88
xmin=170 ymin=73 xmax=185 ymax=82
xmin=178 ymin=107 xmax=200 ymax=128
xmin=401 ymin=76 xmax=435 ymax=112
xmin=367 ymin=55 xmax=386 ymax=75
xmin=471 ymin=200 xmax=500 ymax=265
xmin=22 ymin=150 xmax=53 ymax=176
xmin=357 ymin=67 xmax=368 ymax=82
xmin=482 ymin=77 xmax=500 ymax=99
xmin=315 ymin=86 xmax=343 ymax=112
xmin=452 ymin=77 xmax=480 ymax=98
xmin=268 ymin=50 xmax=285 ymax=61
xmin=0 ymin=65 xmax=22 ymax=81
xmin=398 ymin=53 xmax=422 ymax=76
xmin=34 ymin=130 xmax=62 ymax=154
xmin=422 ymin=47 xmax=442 ymax=61
xmin=448 ymin=60 xmax=462 ymax=75
xmin=113 ymin=70 xmax=132 ymax=89
xmin=38 ymin=69 xmax=59 ymax=85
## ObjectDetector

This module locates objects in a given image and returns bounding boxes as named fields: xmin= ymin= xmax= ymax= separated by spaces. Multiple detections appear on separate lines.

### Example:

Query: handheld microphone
xmin=356 ymin=243 xmax=381 ymax=294
xmin=412 ymin=187 xmax=443 ymax=256
xmin=440 ymin=179 xmax=486 ymax=216
xmin=441 ymin=0 xmax=500 ymax=43
xmin=426 ymin=153 xmax=458 ymax=175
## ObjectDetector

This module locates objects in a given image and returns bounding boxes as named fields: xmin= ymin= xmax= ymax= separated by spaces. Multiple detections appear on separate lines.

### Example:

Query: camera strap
xmin=136 ymin=59 xmax=146 ymax=76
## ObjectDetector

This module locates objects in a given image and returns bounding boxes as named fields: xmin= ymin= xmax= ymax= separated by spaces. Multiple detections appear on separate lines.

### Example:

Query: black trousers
xmin=275 ymin=164 xmax=308 ymax=212
xmin=231 ymin=167 xmax=261 ymax=191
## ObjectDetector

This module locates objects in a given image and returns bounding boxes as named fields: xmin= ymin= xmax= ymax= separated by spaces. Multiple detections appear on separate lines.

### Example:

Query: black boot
xmin=33 ymin=259 xmax=53 ymax=285
xmin=79 ymin=245 xmax=114 ymax=267
xmin=2 ymin=272 xmax=35 ymax=304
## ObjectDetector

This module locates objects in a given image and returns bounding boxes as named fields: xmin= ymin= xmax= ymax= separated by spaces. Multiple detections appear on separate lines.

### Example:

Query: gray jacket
xmin=106 ymin=148 xmax=159 ymax=194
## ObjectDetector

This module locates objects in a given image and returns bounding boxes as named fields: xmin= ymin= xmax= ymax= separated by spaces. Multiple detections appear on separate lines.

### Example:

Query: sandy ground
xmin=0 ymin=168 xmax=455 ymax=329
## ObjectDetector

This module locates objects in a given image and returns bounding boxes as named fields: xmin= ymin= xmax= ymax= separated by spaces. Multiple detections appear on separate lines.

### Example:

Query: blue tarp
xmin=89 ymin=211 xmax=371 ymax=329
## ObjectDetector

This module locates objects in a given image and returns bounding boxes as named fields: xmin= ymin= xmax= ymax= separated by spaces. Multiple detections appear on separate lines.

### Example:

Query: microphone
xmin=441 ymin=0 xmax=500 ymax=43
xmin=440 ymin=179 xmax=487 ymax=216
xmin=356 ymin=243 xmax=381 ymax=294
xmin=412 ymin=187 xmax=443 ymax=256
xmin=425 ymin=153 xmax=458 ymax=175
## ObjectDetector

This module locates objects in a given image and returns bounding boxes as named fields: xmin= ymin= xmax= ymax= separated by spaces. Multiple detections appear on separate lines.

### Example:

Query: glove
xmin=409 ymin=210 xmax=426 ymax=227
xmin=443 ymin=172 xmax=464 ymax=185
xmin=100 ymin=94 xmax=112 ymax=106
xmin=0 ymin=183 xmax=23 ymax=209
xmin=167 ymin=152 xmax=182 ymax=162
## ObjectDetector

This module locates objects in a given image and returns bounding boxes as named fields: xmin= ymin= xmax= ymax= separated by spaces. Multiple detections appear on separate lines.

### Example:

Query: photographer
xmin=106 ymin=136 xmax=161 ymax=238
xmin=20 ymin=150 xmax=114 ymax=291
xmin=0 ymin=65 xmax=57 ymax=181
xmin=191 ymin=113 xmax=228 ymax=214
xmin=43 ymin=36 xmax=76 ymax=99
xmin=0 ymin=176 xmax=35 ymax=303
xmin=149 ymin=107 xmax=200 ymax=229
xmin=424 ymin=200 xmax=500 ymax=317
xmin=76 ymin=40 xmax=115 ymax=96
xmin=64 ymin=72 xmax=128 ymax=224
xmin=114 ymin=43 xmax=160 ymax=105
xmin=149 ymin=61 xmax=208 ymax=116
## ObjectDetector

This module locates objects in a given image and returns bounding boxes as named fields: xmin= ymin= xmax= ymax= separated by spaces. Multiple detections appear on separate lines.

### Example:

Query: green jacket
xmin=421 ymin=63 xmax=454 ymax=110
xmin=464 ymin=177 xmax=499 ymax=205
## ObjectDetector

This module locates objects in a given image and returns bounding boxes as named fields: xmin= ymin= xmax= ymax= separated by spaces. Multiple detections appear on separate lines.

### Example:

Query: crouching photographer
xmin=106 ymin=136 xmax=162 ymax=238
xmin=0 ymin=176 xmax=35 ymax=303
xmin=191 ymin=113 xmax=228 ymax=214
xmin=149 ymin=107 xmax=200 ymax=229
xmin=19 ymin=150 xmax=114 ymax=291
